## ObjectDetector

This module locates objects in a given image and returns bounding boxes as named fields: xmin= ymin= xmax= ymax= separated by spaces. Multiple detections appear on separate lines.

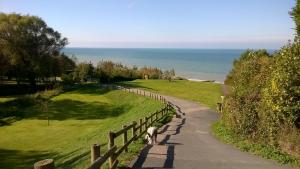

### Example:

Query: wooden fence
xmin=88 ymin=104 xmax=172 ymax=169
xmin=33 ymin=85 xmax=177 ymax=169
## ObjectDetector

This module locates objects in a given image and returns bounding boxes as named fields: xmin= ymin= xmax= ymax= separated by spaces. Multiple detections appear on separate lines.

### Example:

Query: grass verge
xmin=212 ymin=121 xmax=300 ymax=166
xmin=119 ymin=79 xmax=222 ymax=109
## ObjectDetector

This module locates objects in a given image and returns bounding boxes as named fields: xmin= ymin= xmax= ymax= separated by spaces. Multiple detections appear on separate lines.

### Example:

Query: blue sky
xmin=0 ymin=0 xmax=296 ymax=49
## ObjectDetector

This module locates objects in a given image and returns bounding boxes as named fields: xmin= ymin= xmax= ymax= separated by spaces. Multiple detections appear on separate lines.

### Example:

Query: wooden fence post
xmin=144 ymin=117 xmax=148 ymax=130
xmin=34 ymin=159 xmax=55 ymax=169
xmin=144 ymin=91 xmax=145 ymax=96
xmin=91 ymin=144 xmax=101 ymax=163
xmin=132 ymin=121 xmax=137 ymax=140
xmin=155 ymin=111 xmax=158 ymax=120
xmin=139 ymin=118 xmax=143 ymax=135
xmin=108 ymin=131 xmax=115 ymax=168
xmin=123 ymin=125 xmax=128 ymax=152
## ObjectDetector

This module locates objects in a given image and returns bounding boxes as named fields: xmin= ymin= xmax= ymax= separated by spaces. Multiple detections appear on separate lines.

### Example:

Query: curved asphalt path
xmin=129 ymin=95 xmax=297 ymax=169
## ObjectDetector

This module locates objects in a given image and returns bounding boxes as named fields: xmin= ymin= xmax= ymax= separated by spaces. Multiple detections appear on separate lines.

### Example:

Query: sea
xmin=62 ymin=48 xmax=258 ymax=83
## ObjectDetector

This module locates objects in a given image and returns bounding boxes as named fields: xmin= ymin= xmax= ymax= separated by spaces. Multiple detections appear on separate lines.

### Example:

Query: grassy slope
xmin=120 ymin=79 xmax=222 ymax=108
xmin=0 ymin=84 xmax=164 ymax=169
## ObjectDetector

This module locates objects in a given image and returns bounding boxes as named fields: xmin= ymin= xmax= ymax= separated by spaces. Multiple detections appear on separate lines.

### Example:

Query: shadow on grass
xmin=0 ymin=83 xmax=49 ymax=96
xmin=0 ymin=83 xmax=132 ymax=124
xmin=0 ymin=98 xmax=130 ymax=122
xmin=0 ymin=96 xmax=36 ymax=125
xmin=69 ymin=83 xmax=112 ymax=96
xmin=43 ymin=99 xmax=129 ymax=120
xmin=0 ymin=149 xmax=57 ymax=169
xmin=18 ymin=98 xmax=131 ymax=121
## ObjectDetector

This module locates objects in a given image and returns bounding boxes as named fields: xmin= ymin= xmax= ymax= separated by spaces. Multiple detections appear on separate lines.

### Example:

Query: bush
xmin=223 ymin=50 xmax=272 ymax=139
xmin=222 ymin=42 xmax=300 ymax=159
xmin=61 ymin=73 xmax=75 ymax=85
xmin=219 ymin=1 xmax=300 ymax=160
xmin=262 ymin=40 xmax=300 ymax=145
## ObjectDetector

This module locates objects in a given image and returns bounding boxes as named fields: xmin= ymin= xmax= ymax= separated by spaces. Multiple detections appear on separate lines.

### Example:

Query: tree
xmin=163 ymin=69 xmax=175 ymax=82
xmin=95 ymin=61 xmax=114 ymax=83
xmin=74 ymin=62 xmax=94 ymax=82
xmin=0 ymin=13 xmax=68 ymax=86
xmin=170 ymin=68 xmax=175 ymax=77
xmin=290 ymin=0 xmax=300 ymax=36
xmin=0 ymin=50 xmax=10 ymax=82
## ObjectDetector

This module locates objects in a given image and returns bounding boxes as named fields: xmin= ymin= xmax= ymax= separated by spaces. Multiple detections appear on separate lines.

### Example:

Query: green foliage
xmin=73 ymin=62 xmax=94 ymax=82
xmin=219 ymin=3 xmax=300 ymax=161
xmin=262 ymin=40 xmax=300 ymax=144
xmin=223 ymin=50 xmax=272 ymax=139
xmin=290 ymin=0 xmax=300 ymax=36
xmin=92 ymin=60 xmax=169 ymax=83
xmin=221 ymin=44 xmax=300 ymax=160
xmin=95 ymin=60 xmax=142 ymax=83
xmin=61 ymin=73 xmax=75 ymax=85
xmin=0 ymin=51 xmax=10 ymax=79
xmin=0 ymin=13 xmax=75 ymax=86
xmin=139 ymin=66 xmax=163 ymax=79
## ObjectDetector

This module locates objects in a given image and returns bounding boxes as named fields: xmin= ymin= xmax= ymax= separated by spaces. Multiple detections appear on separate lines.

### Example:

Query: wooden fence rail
xmin=34 ymin=84 xmax=177 ymax=169
xmin=86 ymin=103 xmax=171 ymax=169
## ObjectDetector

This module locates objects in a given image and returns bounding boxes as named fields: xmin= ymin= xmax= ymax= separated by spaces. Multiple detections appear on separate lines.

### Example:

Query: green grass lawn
xmin=0 ymin=96 xmax=17 ymax=103
xmin=0 ymin=84 xmax=164 ymax=169
xmin=120 ymin=79 xmax=222 ymax=108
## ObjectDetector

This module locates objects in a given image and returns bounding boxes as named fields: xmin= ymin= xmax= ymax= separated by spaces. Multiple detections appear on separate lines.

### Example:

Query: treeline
xmin=63 ymin=60 xmax=175 ymax=84
xmin=0 ymin=13 xmax=76 ymax=86
xmin=0 ymin=13 xmax=175 ymax=88
xmin=222 ymin=2 xmax=300 ymax=158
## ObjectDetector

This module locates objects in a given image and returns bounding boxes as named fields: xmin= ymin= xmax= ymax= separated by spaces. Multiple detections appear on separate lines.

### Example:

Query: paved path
xmin=129 ymin=95 xmax=297 ymax=169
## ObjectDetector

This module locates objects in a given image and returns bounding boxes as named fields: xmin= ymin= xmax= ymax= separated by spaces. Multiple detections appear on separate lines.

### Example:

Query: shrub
xmin=222 ymin=42 xmax=300 ymax=158
xmin=61 ymin=73 xmax=75 ymax=85
xmin=223 ymin=50 xmax=272 ymax=139
xmin=262 ymin=40 xmax=300 ymax=145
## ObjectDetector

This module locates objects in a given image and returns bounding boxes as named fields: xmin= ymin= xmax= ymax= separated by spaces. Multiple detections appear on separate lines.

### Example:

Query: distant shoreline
xmin=187 ymin=78 xmax=224 ymax=84
xmin=63 ymin=48 xmax=237 ymax=83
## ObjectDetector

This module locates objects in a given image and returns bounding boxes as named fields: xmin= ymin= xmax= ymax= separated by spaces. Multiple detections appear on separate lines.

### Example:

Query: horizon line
xmin=64 ymin=46 xmax=278 ymax=50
